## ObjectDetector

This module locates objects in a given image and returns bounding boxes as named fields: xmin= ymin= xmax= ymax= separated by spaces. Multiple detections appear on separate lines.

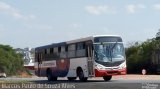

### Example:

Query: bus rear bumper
xmin=95 ymin=68 xmax=126 ymax=77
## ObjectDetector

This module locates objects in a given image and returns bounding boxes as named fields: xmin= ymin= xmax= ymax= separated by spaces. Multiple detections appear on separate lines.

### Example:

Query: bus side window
xmin=35 ymin=53 xmax=38 ymax=62
xmin=68 ymin=44 xmax=76 ymax=58
xmin=37 ymin=53 xmax=40 ymax=62
xmin=65 ymin=45 xmax=68 ymax=58
xmin=60 ymin=46 xmax=67 ymax=58
xmin=83 ymin=43 xmax=86 ymax=49
xmin=58 ymin=47 xmax=61 ymax=53
xmin=45 ymin=49 xmax=47 ymax=54
xmin=76 ymin=42 xmax=86 ymax=57
xmin=50 ymin=48 xmax=53 ymax=54
xmin=37 ymin=53 xmax=43 ymax=62
xmin=54 ymin=47 xmax=59 ymax=59
xmin=47 ymin=49 xmax=50 ymax=54
xmin=65 ymin=45 xmax=68 ymax=52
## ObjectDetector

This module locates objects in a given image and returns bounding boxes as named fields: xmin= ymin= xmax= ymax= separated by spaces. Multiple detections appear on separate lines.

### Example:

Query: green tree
xmin=0 ymin=44 xmax=24 ymax=76
xmin=126 ymin=38 xmax=158 ymax=74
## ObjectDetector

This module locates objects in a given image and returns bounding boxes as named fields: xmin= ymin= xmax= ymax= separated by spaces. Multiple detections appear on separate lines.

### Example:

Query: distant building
xmin=15 ymin=47 xmax=35 ymax=65
xmin=15 ymin=47 xmax=35 ymax=74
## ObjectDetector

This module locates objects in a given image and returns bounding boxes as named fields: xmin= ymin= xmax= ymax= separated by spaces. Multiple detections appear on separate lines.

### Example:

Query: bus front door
xmin=87 ymin=44 xmax=95 ymax=77
xmin=37 ymin=53 xmax=42 ymax=76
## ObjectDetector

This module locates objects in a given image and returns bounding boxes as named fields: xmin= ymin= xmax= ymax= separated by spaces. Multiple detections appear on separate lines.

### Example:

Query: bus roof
xmin=93 ymin=35 xmax=121 ymax=37
xmin=35 ymin=42 xmax=66 ymax=51
xmin=35 ymin=35 xmax=121 ymax=51
xmin=67 ymin=35 xmax=121 ymax=44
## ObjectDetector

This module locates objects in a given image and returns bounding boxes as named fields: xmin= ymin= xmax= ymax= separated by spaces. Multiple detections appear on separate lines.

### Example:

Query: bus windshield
xmin=94 ymin=42 xmax=125 ymax=62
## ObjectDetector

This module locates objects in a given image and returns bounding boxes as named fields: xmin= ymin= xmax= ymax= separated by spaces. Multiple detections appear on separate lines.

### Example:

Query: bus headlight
xmin=95 ymin=64 xmax=106 ymax=70
xmin=118 ymin=61 xmax=126 ymax=70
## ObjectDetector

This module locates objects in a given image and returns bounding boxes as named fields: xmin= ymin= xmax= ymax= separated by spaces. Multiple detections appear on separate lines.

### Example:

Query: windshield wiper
xmin=95 ymin=50 xmax=106 ymax=57
xmin=107 ymin=41 xmax=118 ymax=62
xmin=95 ymin=50 xmax=110 ymax=62
xmin=111 ymin=41 xmax=118 ymax=50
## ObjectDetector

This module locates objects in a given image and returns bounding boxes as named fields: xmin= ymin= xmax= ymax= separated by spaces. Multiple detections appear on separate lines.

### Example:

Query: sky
xmin=0 ymin=0 xmax=160 ymax=48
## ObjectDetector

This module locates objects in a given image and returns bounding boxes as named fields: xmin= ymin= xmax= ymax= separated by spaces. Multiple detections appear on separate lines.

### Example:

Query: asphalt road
xmin=31 ymin=78 xmax=160 ymax=89
xmin=0 ymin=76 xmax=160 ymax=89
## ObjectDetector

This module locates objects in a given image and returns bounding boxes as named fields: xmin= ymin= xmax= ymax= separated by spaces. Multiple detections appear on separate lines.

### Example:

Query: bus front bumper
xmin=95 ymin=68 xmax=126 ymax=77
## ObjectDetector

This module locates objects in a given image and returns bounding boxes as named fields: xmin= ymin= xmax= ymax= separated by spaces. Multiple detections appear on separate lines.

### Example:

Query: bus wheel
xmin=47 ymin=70 xmax=53 ymax=81
xmin=53 ymin=77 xmax=57 ymax=81
xmin=78 ymin=70 xmax=88 ymax=82
xmin=67 ymin=77 xmax=76 ymax=81
xmin=103 ymin=76 xmax=112 ymax=81
xmin=47 ymin=70 xmax=57 ymax=81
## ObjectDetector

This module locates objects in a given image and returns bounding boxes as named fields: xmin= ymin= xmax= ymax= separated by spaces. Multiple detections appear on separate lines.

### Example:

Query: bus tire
xmin=67 ymin=77 xmax=77 ymax=81
xmin=53 ymin=77 xmax=57 ymax=81
xmin=103 ymin=76 xmax=112 ymax=81
xmin=78 ymin=69 xmax=88 ymax=82
xmin=47 ymin=69 xmax=57 ymax=81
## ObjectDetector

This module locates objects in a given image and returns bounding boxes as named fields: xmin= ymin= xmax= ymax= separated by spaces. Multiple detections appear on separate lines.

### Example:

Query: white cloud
xmin=69 ymin=23 xmax=82 ymax=29
xmin=85 ymin=5 xmax=116 ymax=15
xmin=153 ymin=4 xmax=160 ymax=11
xmin=0 ymin=1 xmax=36 ymax=20
xmin=126 ymin=5 xmax=136 ymax=14
xmin=126 ymin=4 xmax=146 ymax=14
xmin=137 ymin=4 xmax=146 ymax=9
xmin=25 ymin=23 xmax=53 ymax=30
xmin=0 ymin=24 xmax=5 ymax=32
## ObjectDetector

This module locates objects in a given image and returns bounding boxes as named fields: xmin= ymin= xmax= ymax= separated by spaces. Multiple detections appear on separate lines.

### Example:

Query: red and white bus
xmin=35 ymin=35 xmax=126 ymax=81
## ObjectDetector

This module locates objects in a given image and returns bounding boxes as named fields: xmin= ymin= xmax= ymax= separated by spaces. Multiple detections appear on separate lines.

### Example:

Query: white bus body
xmin=35 ymin=35 xmax=126 ymax=81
